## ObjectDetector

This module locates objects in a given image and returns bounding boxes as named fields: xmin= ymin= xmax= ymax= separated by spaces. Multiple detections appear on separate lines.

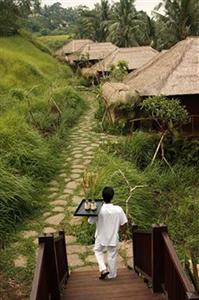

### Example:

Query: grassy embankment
xmin=0 ymin=35 xmax=86 ymax=244
xmin=38 ymin=34 xmax=70 ymax=51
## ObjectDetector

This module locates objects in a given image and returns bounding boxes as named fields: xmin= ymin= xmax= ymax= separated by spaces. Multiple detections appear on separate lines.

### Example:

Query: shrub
xmin=108 ymin=132 xmax=159 ymax=169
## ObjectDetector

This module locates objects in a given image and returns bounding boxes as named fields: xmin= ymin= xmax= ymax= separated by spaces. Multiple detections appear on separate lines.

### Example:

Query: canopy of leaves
xmin=154 ymin=0 xmax=199 ymax=49
xmin=141 ymin=96 xmax=190 ymax=131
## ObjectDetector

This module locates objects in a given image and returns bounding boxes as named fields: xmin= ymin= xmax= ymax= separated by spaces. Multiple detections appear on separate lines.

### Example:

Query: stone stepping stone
xmin=68 ymin=254 xmax=84 ymax=267
xmin=59 ymin=173 xmax=66 ymax=178
xmin=43 ymin=227 xmax=56 ymax=234
xmin=71 ymin=164 xmax=84 ymax=169
xmin=22 ymin=230 xmax=38 ymax=239
xmin=52 ymin=206 xmax=65 ymax=213
xmin=85 ymin=151 xmax=94 ymax=156
xmin=65 ymin=181 xmax=79 ymax=190
xmin=14 ymin=255 xmax=27 ymax=268
xmin=71 ymin=151 xmax=82 ymax=155
xmin=73 ymin=154 xmax=83 ymax=159
xmin=72 ymin=196 xmax=81 ymax=205
xmin=70 ymin=174 xmax=81 ymax=180
xmin=48 ymin=192 xmax=58 ymax=199
xmin=86 ymin=255 xmax=97 ymax=264
xmin=83 ymin=159 xmax=92 ymax=165
xmin=57 ymin=195 xmax=68 ymax=200
xmin=49 ymin=180 xmax=58 ymax=187
xmin=63 ymin=188 xmax=73 ymax=195
xmin=45 ymin=213 xmax=65 ymax=226
xmin=65 ymin=235 xmax=77 ymax=244
xmin=43 ymin=212 xmax=51 ymax=218
xmin=67 ymin=245 xmax=88 ymax=254
xmin=71 ymin=160 xmax=82 ymax=165
xmin=48 ymin=187 xmax=58 ymax=192
xmin=84 ymin=146 xmax=94 ymax=152
xmin=67 ymin=206 xmax=75 ymax=213
xmin=70 ymin=217 xmax=82 ymax=225
xmin=50 ymin=200 xmax=67 ymax=206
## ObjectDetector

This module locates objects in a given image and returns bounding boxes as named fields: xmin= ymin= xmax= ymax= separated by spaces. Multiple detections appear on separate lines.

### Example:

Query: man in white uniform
xmin=88 ymin=187 xmax=128 ymax=280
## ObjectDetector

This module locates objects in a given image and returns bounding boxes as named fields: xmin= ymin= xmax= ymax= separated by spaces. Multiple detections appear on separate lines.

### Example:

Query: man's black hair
xmin=102 ymin=187 xmax=114 ymax=203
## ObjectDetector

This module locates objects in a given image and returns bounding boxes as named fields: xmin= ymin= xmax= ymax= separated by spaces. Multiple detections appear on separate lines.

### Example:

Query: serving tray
xmin=74 ymin=199 xmax=104 ymax=217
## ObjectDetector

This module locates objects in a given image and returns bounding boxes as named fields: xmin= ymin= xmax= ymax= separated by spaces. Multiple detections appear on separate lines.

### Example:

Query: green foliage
xmin=19 ymin=30 xmax=51 ymax=54
xmin=108 ymin=132 xmax=159 ymax=169
xmin=0 ymin=160 xmax=35 ymax=239
xmin=154 ymin=0 xmax=199 ymax=49
xmin=141 ymin=96 xmax=190 ymax=131
xmin=163 ymin=136 xmax=199 ymax=166
xmin=0 ymin=112 xmax=58 ymax=180
xmin=0 ymin=36 xmax=85 ymax=241
xmin=0 ymin=0 xmax=37 ymax=36
xmin=38 ymin=35 xmax=70 ymax=51
xmin=108 ymin=132 xmax=199 ymax=169
xmin=73 ymin=219 xmax=96 ymax=245
xmin=109 ymin=60 xmax=128 ymax=82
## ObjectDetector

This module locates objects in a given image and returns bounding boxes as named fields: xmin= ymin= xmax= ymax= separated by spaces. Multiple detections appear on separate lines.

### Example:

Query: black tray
xmin=74 ymin=199 xmax=104 ymax=217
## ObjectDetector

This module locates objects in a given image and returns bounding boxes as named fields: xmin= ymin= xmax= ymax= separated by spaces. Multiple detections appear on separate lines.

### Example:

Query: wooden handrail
xmin=30 ymin=231 xmax=69 ymax=300
xmin=162 ymin=232 xmax=194 ymax=293
xmin=132 ymin=224 xmax=199 ymax=300
xmin=30 ymin=244 xmax=45 ymax=300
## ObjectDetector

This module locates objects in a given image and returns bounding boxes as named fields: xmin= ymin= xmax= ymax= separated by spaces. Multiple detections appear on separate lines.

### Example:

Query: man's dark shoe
xmin=99 ymin=270 xmax=109 ymax=280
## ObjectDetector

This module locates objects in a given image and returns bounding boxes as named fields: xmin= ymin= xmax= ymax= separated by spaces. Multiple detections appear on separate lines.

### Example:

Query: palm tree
xmin=74 ymin=1 xmax=110 ymax=42
xmin=154 ymin=0 xmax=199 ymax=48
xmin=108 ymin=0 xmax=139 ymax=47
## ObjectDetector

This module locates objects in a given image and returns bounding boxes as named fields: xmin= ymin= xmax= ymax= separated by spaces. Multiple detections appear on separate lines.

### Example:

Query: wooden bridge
xmin=30 ymin=225 xmax=199 ymax=300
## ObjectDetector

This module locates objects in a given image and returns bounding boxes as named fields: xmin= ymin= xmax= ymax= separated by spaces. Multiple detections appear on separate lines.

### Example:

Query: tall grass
xmin=38 ymin=35 xmax=70 ymax=51
xmin=0 ymin=35 xmax=86 ymax=242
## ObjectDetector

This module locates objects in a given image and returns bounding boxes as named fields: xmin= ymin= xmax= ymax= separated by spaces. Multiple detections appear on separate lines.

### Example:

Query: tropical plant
xmin=108 ymin=0 xmax=139 ymax=47
xmin=141 ymin=96 xmax=190 ymax=166
xmin=154 ymin=0 xmax=199 ymax=49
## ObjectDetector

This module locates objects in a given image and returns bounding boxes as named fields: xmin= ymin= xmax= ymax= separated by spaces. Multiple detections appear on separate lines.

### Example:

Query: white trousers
xmin=94 ymin=241 xmax=118 ymax=278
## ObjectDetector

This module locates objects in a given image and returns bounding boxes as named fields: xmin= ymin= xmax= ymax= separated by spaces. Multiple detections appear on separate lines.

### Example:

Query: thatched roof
xmin=68 ymin=42 xmax=118 ymax=62
xmin=102 ymin=82 xmax=135 ymax=108
xmin=56 ymin=39 xmax=93 ymax=56
xmin=88 ymin=47 xmax=158 ymax=74
xmin=124 ymin=37 xmax=199 ymax=96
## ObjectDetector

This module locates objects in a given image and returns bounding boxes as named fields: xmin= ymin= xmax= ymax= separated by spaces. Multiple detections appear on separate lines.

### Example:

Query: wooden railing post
xmin=39 ymin=234 xmax=60 ymax=300
xmin=59 ymin=231 xmax=70 ymax=280
xmin=152 ymin=224 xmax=168 ymax=293
xmin=132 ymin=224 xmax=138 ymax=271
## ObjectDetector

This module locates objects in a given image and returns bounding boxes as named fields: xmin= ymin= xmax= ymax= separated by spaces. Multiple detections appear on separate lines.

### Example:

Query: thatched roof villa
xmin=102 ymin=37 xmax=199 ymax=135
xmin=55 ymin=39 xmax=94 ymax=57
xmin=67 ymin=42 xmax=118 ymax=67
xmin=82 ymin=46 xmax=158 ymax=77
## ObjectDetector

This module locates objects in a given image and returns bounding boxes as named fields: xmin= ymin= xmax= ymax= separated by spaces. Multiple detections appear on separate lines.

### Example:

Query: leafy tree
xmin=0 ymin=0 xmax=41 ymax=36
xmin=154 ymin=0 xmax=199 ymax=49
xmin=108 ymin=0 xmax=139 ymax=47
xmin=74 ymin=1 xmax=111 ymax=41
xmin=141 ymin=96 xmax=189 ymax=166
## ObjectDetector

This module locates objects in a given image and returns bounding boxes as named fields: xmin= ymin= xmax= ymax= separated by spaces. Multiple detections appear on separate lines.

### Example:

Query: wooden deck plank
xmin=62 ymin=268 xmax=164 ymax=300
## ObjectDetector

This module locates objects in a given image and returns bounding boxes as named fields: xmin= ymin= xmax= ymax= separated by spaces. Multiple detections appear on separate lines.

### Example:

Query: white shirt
xmin=88 ymin=203 xmax=128 ymax=246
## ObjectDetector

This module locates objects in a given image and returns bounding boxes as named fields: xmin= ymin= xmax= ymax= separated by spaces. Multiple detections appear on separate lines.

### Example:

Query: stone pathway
xmin=12 ymin=94 xmax=133 ymax=275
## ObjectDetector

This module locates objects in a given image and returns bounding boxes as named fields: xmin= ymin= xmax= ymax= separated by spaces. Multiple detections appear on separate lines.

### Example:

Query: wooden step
xmin=62 ymin=268 xmax=164 ymax=300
